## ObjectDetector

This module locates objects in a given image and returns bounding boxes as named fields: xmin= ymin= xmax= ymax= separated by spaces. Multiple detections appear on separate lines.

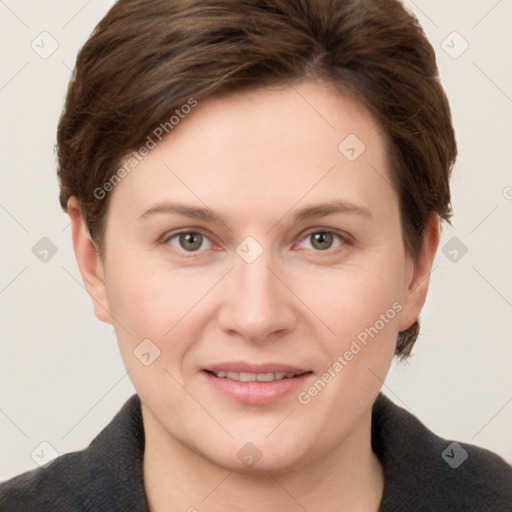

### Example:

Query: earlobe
xmin=398 ymin=214 xmax=440 ymax=332
xmin=67 ymin=197 xmax=113 ymax=324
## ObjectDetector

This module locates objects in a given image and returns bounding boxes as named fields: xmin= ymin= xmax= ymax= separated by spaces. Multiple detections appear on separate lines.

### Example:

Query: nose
xmin=217 ymin=250 xmax=298 ymax=343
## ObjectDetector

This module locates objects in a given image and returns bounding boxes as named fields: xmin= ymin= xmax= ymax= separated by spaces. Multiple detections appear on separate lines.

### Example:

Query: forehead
xmin=108 ymin=81 xmax=397 ymax=227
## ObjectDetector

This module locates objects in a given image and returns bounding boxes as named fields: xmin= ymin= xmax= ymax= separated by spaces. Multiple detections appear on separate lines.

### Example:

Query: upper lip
xmin=203 ymin=362 xmax=311 ymax=375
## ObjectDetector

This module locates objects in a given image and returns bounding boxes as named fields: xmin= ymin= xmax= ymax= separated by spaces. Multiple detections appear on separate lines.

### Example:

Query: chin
xmin=209 ymin=448 xmax=306 ymax=476
xmin=190 ymin=430 xmax=316 ymax=476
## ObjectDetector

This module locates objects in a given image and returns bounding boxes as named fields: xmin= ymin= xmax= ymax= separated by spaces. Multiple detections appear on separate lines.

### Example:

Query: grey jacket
xmin=1 ymin=393 xmax=511 ymax=511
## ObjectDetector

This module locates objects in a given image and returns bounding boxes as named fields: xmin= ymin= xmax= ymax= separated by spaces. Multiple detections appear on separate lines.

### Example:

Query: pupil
xmin=180 ymin=233 xmax=202 ymax=251
xmin=312 ymin=232 xmax=332 ymax=250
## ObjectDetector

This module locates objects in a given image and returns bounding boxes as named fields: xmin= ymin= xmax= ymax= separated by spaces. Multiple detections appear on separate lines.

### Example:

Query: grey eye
xmin=167 ymin=232 xmax=212 ymax=252
xmin=180 ymin=233 xmax=203 ymax=251
xmin=298 ymin=231 xmax=344 ymax=251
xmin=310 ymin=232 xmax=334 ymax=250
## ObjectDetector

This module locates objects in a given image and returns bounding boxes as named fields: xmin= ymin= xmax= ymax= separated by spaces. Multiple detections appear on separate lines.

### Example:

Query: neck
xmin=142 ymin=407 xmax=384 ymax=512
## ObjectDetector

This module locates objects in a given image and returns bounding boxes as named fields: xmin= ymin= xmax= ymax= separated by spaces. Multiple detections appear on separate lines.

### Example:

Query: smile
xmin=207 ymin=370 xmax=302 ymax=382
xmin=202 ymin=364 xmax=314 ymax=405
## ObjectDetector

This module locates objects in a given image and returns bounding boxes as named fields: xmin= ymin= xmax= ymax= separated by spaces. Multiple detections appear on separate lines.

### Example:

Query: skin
xmin=69 ymin=80 xmax=439 ymax=511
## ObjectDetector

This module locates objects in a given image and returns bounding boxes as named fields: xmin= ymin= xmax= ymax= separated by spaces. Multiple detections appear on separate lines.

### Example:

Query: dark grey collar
xmin=2 ymin=393 xmax=511 ymax=511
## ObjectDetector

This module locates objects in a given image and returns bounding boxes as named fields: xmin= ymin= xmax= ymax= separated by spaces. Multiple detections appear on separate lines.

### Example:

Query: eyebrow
xmin=138 ymin=200 xmax=372 ymax=224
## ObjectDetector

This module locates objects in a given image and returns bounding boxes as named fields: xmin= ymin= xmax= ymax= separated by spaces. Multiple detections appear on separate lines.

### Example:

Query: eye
xmin=297 ymin=231 xmax=346 ymax=251
xmin=165 ymin=231 xmax=213 ymax=252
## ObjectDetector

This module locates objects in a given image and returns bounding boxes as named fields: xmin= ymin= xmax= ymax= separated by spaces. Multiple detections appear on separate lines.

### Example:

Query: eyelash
xmin=161 ymin=228 xmax=351 ymax=256
xmin=295 ymin=229 xmax=349 ymax=253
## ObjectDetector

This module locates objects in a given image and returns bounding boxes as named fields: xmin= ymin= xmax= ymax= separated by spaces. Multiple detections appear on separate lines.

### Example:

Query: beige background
xmin=1 ymin=0 xmax=511 ymax=479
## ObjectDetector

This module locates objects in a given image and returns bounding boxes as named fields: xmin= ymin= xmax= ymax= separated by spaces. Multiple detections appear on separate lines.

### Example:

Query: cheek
xmin=102 ymin=262 xmax=195 ymax=402
xmin=292 ymin=264 xmax=402 ymax=422
xmin=103 ymin=255 xmax=220 ymax=363
xmin=299 ymin=258 xmax=404 ymax=338
xmin=294 ymin=256 xmax=405 ymax=394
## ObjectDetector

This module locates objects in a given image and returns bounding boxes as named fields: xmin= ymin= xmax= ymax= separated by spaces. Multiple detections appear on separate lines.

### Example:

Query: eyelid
xmin=160 ymin=228 xmax=217 ymax=251
xmin=296 ymin=227 xmax=352 ymax=244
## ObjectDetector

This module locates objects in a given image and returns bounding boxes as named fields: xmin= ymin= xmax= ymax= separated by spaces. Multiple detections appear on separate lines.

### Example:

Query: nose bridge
xmin=235 ymin=252 xmax=275 ymax=304
xmin=218 ymin=245 xmax=296 ymax=340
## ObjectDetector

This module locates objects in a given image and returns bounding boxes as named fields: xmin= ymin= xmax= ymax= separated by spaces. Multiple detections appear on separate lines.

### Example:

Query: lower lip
xmin=202 ymin=371 xmax=313 ymax=405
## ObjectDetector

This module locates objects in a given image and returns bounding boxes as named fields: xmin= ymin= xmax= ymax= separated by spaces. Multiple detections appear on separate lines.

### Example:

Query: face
xmin=72 ymin=81 xmax=434 ymax=474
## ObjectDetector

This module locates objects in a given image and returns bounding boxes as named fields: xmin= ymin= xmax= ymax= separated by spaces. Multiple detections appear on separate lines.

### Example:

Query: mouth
xmin=205 ymin=370 xmax=308 ymax=382
xmin=201 ymin=363 xmax=313 ymax=405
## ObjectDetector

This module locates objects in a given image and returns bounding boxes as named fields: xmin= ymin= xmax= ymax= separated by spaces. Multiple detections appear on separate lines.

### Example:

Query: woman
xmin=1 ymin=0 xmax=511 ymax=510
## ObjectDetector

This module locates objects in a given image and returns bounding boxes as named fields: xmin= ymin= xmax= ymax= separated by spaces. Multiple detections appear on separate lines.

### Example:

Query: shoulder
xmin=0 ymin=451 xmax=89 ymax=511
xmin=0 ymin=394 xmax=147 ymax=512
xmin=373 ymin=393 xmax=512 ymax=511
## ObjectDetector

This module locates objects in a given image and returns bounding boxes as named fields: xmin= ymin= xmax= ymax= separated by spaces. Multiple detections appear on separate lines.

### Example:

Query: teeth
xmin=211 ymin=371 xmax=299 ymax=382
xmin=256 ymin=373 xmax=274 ymax=382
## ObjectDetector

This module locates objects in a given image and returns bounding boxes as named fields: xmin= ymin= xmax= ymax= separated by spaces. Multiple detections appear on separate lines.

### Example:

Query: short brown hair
xmin=56 ymin=0 xmax=457 ymax=356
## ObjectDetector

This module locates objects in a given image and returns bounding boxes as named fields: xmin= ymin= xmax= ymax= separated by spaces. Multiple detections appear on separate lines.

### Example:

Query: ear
xmin=67 ymin=197 xmax=113 ymax=324
xmin=398 ymin=213 xmax=440 ymax=332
